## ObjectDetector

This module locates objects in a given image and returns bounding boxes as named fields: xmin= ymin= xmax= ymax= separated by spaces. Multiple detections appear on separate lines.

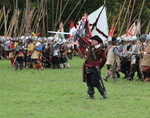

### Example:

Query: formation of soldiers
xmin=1 ymin=33 xmax=150 ymax=83
xmin=103 ymin=34 xmax=150 ymax=82
xmin=0 ymin=36 xmax=77 ymax=70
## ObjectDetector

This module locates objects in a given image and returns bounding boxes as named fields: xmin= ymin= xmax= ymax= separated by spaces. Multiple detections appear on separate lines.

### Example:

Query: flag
xmin=121 ymin=21 xmax=141 ymax=39
xmin=136 ymin=21 xmax=141 ymax=34
xmin=109 ymin=23 xmax=115 ymax=37
xmin=67 ymin=20 xmax=76 ymax=39
xmin=83 ymin=15 xmax=92 ymax=38
xmin=74 ymin=13 xmax=91 ymax=41
xmin=54 ymin=22 xmax=65 ymax=39
xmin=31 ymin=32 xmax=36 ymax=37
xmin=35 ymin=33 xmax=41 ymax=37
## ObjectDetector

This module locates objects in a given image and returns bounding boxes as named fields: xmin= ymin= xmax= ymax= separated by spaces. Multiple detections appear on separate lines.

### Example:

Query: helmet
xmin=139 ymin=34 xmax=146 ymax=42
xmin=146 ymin=34 xmax=150 ymax=41
xmin=130 ymin=35 xmax=138 ymax=41
xmin=122 ymin=37 xmax=130 ymax=42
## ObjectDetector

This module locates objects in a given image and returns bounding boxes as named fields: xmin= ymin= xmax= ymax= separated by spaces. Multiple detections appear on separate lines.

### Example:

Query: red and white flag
xmin=121 ymin=21 xmax=141 ymax=39
xmin=67 ymin=20 xmax=76 ymax=39
xmin=109 ymin=23 xmax=115 ymax=37
xmin=54 ymin=22 xmax=65 ymax=39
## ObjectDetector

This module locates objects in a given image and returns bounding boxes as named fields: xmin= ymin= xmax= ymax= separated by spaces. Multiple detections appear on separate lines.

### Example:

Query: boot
xmin=128 ymin=76 xmax=133 ymax=81
xmin=97 ymin=86 xmax=107 ymax=99
xmin=35 ymin=63 xmax=39 ymax=70
xmin=142 ymin=78 xmax=150 ymax=82
xmin=88 ymin=95 xmax=94 ymax=99
xmin=122 ymin=72 xmax=128 ymax=79
xmin=116 ymin=71 xmax=120 ymax=78
xmin=142 ymin=72 xmax=147 ymax=80
xmin=103 ymin=72 xmax=111 ymax=82
xmin=128 ymin=73 xmax=134 ymax=81
xmin=137 ymin=71 xmax=143 ymax=80
xmin=26 ymin=62 xmax=31 ymax=69
xmin=66 ymin=62 xmax=70 ymax=68
xmin=10 ymin=58 xmax=14 ymax=66
xmin=15 ymin=62 xmax=19 ymax=71
xmin=87 ymin=87 xmax=95 ymax=99
xmin=32 ymin=63 xmax=36 ymax=69
xmin=19 ymin=62 xmax=23 ymax=70
xmin=60 ymin=64 xmax=64 ymax=68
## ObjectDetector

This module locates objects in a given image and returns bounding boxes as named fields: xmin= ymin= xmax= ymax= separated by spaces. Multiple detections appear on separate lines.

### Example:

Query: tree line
xmin=0 ymin=0 xmax=150 ymax=37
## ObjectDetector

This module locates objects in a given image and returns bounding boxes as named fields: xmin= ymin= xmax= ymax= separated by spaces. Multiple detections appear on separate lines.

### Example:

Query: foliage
xmin=0 ymin=57 xmax=150 ymax=118
xmin=0 ymin=0 xmax=150 ymax=35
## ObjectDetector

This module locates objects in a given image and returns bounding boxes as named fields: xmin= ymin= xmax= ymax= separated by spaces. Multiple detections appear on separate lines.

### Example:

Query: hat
xmin=139 ymin=34 xmax=146 ymax=41
xmin=112 ymin=37 xmax=118 ymax=42
xmin=146 ymin=34 xmax=150 ymax=41
xmin=89 ymin=35 xmax=103 ymax=43
xmin=130 ymin=36 xmax=138 ymax=41
xmin=26 ymin=38 xmax=33 ymax=43
xmin=122 ymin=37 xmax=130 ymax=42
xmin=35 ymin=42 xmax=41 ymax=46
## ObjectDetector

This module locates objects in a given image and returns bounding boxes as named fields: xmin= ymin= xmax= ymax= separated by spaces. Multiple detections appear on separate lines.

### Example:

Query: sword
xmin=96 ymin=67 xmax=106 ymax=92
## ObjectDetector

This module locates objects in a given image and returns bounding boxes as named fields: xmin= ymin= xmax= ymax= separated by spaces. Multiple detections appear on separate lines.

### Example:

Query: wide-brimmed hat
xmin=111 ymin=37 xmax=118 ymax=43
xmin=89 ymin=35 xmax=103 ymax=43
xmin=26 ymin=38 xmax=33 ymax=43
xmin=139 ymin=34 xmax=146 ymax=42
xmin=122 ymin=37 xmax=130 ymax=42
xmin=130 ymin=36 xmax=138 ymax=41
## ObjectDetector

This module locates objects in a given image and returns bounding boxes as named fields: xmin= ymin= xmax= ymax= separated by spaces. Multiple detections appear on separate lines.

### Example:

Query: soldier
xmin=51 ymin=41 xmax=61 ymax=69
xmin=120 ymin=37 xmax=131 ymax=79
xmin=31 ymin=41 xmax=44 ymax=70
xmin=140 ymin=34 xmax=150 ymax=82
xmin=14 ymin=42 xmax=24 ymax=71
xmin=127 ymin=36 xmax=143 ymax=81
xmin=81 ymin=35 xmax=107 ymax=99
xmin=103 ymin=37 xmax=121 ymax=82
xmin=25 ymin=39 xmax=34 ymax=68
xmin=59 ymin=42 xmax=70 ymax=68
xmin=8 ymin=40 xmax=15 ymax=66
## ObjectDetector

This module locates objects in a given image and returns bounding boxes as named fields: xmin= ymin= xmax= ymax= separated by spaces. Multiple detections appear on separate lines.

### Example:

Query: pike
xmin=48 ymin=31 xmax=71 ymax=35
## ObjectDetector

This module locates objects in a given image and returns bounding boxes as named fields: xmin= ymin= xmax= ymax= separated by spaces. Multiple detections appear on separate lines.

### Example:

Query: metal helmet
xmin=130 ymin=35 xmax=138 ymax=41
xmin=146 ymin=34 xmax=150 ymax=41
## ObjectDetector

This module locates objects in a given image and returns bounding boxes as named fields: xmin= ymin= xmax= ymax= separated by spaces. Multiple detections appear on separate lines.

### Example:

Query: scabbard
xmin=82 ymin=64 xmax=86 ymax=82
xmin=96 ymin=67 xmax=106 ymax=92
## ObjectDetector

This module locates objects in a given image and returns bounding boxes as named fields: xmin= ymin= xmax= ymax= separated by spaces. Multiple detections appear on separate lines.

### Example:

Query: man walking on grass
xmin=81 ymin=35 xmax=107 ymax=99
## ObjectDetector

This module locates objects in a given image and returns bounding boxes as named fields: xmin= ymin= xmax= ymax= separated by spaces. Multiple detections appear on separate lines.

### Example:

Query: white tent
xmin=88 ymin=5 xmax=108 ymax=41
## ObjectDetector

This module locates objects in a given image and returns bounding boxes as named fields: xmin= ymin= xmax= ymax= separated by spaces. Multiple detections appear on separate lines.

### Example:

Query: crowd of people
xmin=0 ymin=34 xmax=150 ymax=84
xmin=103 ymin=34 xmax=150 ymax=82
xmin=1 ymin=34 xmax=150 ymax=100
xmin=0 ymin=36 xmax=79 ymax=70
xmin=79 ymin=34 xmax=150 ymax=99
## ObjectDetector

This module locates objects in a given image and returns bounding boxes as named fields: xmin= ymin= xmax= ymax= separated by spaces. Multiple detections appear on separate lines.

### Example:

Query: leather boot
xmin=15 ymin=62 xmax=19 ymax=71
xmin=26 ymin=62 xmax=31 ymax=69
xmin=10 ymin=58 xmax=14 ymax=66
xmin=116 ymin=71 xmax=120 ymax=78
xmin=32 ymin=63 xmax=36 ymax=69
xmin=128 ymin=73 xmax=134 ymax=81
xmin=142 ymin=78 xmax=149 ymax=82
xmin=87 ymin=87 xmax=95 ymax=99
xmin=122 ymin=72 xmax=128 ymax=79
xmin=103 ymin=72 xmax=111 ymax=81
xmin=19 ymin=62 xmax=23 ymax=70
xmin=97 ymin=86 xmax=107 ymax=99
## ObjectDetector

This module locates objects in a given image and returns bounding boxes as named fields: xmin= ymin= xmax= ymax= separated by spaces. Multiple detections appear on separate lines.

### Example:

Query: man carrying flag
xmin=81 ymin=35 xmax=107 ymax=99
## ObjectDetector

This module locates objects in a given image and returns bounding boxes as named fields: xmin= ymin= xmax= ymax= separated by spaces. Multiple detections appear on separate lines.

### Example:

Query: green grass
xmin=0 ymin=57 xmax=150 ymax=118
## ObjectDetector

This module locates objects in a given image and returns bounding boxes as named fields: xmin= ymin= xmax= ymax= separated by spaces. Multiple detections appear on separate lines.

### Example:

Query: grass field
xmin=0 ymin=57 xmax=150 ymax=118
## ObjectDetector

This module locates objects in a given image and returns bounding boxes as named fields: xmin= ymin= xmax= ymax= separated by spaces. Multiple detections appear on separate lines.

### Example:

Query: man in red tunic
xmin=81 ymin=35 xmax=107 ymax=99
